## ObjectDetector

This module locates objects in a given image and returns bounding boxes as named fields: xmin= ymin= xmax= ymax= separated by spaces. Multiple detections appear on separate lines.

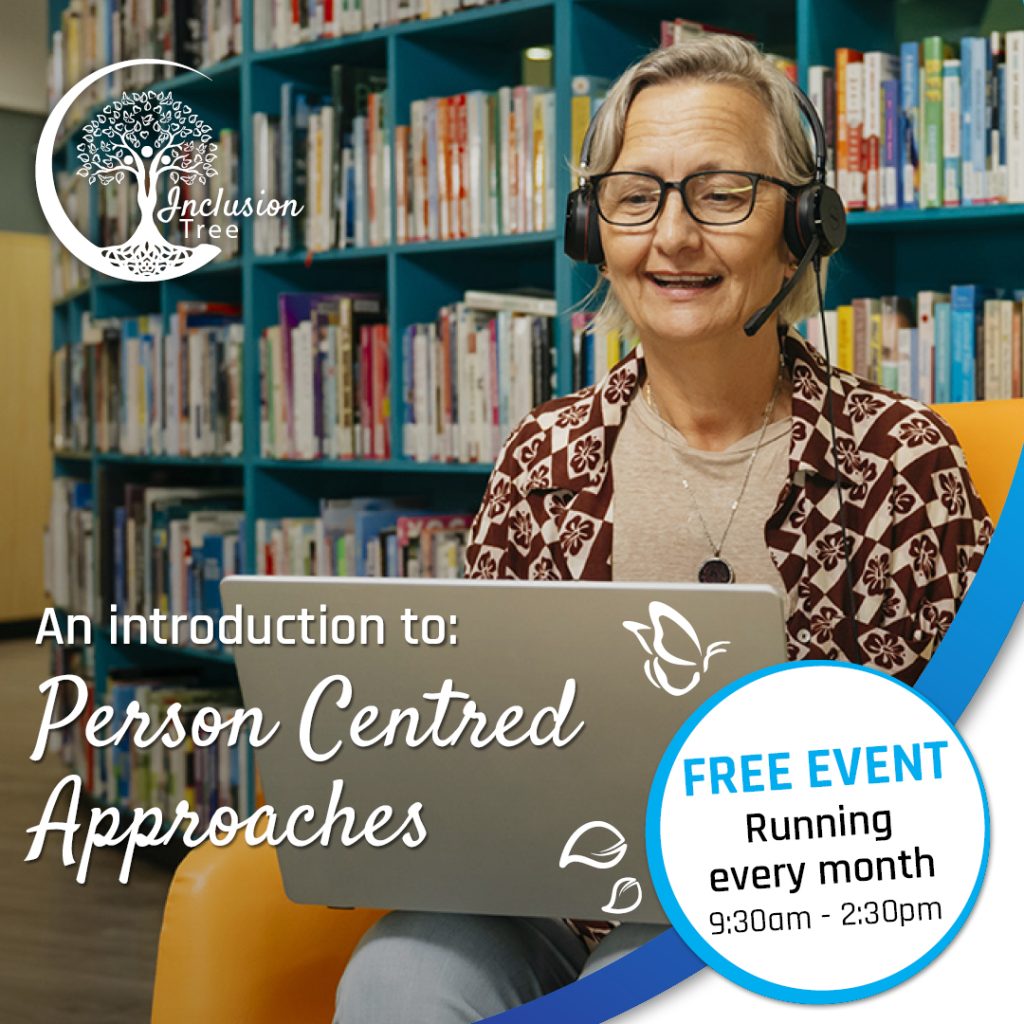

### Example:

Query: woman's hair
xmin=578 ymin=35 xmax=828 ymax=335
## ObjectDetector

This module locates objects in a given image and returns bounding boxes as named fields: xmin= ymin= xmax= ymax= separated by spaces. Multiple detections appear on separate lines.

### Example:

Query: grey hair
xmin=577 ymin=35 xmax=828 ymax=337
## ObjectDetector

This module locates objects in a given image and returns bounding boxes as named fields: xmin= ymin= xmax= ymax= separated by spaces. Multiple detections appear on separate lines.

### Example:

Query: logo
xmin=37 ymin=58 xmax=297 ymax=282
xmin=558 ymin=819 xmax=643 ymax=915
xmin=623 ymin=601 xmax=730 ymax=696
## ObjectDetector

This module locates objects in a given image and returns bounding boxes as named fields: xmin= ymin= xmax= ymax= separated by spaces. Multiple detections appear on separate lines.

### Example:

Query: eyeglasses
xmin=590 ymin=170 xmax=799 ymax=227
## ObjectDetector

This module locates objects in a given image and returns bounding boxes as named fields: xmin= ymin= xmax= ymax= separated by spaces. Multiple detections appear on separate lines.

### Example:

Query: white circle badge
xmin=646 ymin=662 xmax=988 ymax=1003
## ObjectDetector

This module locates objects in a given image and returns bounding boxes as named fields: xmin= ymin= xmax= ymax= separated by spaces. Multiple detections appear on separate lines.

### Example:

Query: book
xmin=921 ymin=37 xmax=951 ymax=208
xmin=961 ymin=37 xmax=989 ymax=205
xmin=950 ymin=284 xmax=992 ymax=402
xmin=1007 ymin=31 xmax=1024 ymax=202
xmin=864 ymin=52 xmax=899 ymax=211
xmin=942 ymin=59 xmax=961 ymax=206
xmin=836 ymin=48 xmax=865 ymax=209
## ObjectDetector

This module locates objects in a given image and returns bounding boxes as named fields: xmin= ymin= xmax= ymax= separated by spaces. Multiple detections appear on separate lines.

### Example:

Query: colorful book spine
xmin=942 ymin=59 xmax=961 ymax=206
xmin=921 ymin=37 xmax=949 ymax=208
xmin=934 ymin=300 xmax=953 ymax=403
xmin=961 ymin=37 xmax=988 ymax=205
xmin=864 ymin=52 xmax=899 ymax=211
xmin=881 ymin=78 xmax=900 ymax=209
xmin=1007 ymin=31 xmax=1024 ymax=202
xmin=950 ymin=284 xmax=990 ymax=402
xmin=900 ymin=41 xmax=920 ymax=208
xmin=836 ymin=48 xmax=865 ymax=209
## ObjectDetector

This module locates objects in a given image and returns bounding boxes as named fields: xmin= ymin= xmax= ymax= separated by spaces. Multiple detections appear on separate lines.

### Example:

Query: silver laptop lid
xmin=221 ymin=576 xmax=786 ymax=925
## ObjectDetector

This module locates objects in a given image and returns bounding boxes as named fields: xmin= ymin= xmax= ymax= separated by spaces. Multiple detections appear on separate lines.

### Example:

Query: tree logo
xmin=77 ymin=89 xmax=217 ymax=277
xmin=37 ymin=58 xmax=222 ymax=281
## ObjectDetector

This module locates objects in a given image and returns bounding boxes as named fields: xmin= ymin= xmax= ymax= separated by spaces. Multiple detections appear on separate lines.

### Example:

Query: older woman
xmin=336 ymin=35 xmax=990 ymax=1021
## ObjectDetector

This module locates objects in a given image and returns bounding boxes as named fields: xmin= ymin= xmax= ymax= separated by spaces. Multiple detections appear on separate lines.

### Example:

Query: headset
xmin=563 ymin=82 xmax=847 ymax=335
xmin=563 ymin=76 xmax=861 ymax=663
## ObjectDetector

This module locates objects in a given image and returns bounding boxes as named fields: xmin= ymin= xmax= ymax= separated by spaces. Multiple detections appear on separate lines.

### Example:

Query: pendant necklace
xmin=643 ymin=355 xmax=784 ymax=584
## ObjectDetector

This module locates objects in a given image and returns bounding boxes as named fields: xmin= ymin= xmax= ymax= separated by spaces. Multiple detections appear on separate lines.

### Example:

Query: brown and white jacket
xmin=464 ymin=332 xmax=992 ymax=686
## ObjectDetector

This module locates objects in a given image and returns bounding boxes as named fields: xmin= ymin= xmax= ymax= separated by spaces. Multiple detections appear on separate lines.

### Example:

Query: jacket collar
xmin=524 ymin=329 xmax=857 ymax=494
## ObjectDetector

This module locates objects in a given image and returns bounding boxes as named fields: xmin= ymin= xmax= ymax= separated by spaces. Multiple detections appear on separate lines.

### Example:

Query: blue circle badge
xmin=646 ymin=662 xmax=989 ymax=1004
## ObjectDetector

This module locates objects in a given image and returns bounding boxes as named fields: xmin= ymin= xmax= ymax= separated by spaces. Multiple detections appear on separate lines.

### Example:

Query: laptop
xmin=221 ymin=576 xmax=786 ymax=925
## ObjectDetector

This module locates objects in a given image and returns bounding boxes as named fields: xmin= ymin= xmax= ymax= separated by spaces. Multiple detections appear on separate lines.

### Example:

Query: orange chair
xmin=150 ymin=840 xmax=385 ymax=1023
xmin=150 ymin=400 xmax=1023 ymax=1024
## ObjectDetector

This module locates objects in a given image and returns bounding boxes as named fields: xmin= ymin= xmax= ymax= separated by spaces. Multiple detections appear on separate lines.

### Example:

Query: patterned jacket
xmin=464 ymin=332 xmax=992 ymax=685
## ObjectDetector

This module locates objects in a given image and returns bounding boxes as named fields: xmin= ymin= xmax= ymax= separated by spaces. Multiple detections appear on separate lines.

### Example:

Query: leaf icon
xmin=559 ymin=821 xmax=627 ymax=870
xmin=602 ymin=877 xmax=642 ymax=915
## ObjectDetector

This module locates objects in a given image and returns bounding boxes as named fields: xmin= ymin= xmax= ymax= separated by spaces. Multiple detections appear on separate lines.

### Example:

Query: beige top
xmin=611 ymin=388 xmax=792 ymax=593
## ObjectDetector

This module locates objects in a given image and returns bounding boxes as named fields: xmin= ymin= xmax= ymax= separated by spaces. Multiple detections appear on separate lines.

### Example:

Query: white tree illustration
xmin=76 ymin=90 xmax=217 ymax=275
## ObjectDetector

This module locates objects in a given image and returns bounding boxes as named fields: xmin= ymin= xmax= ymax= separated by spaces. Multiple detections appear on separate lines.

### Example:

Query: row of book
xmin=253 ymin=0 xmax=504 ymax=50
xmin=109 ymin=492 xmax=477 ymax=628
xmin=44 ymin=478 xmax=97 ymax=619
xmin=805 ymin=287 xmax=1024 ymax=403
xmin=809 ymin=32 xmax=1024 ymax=211
xmin=396 ymin=84 xmax=557 ymax=243
xmin=53 ymin=172 xmax=91 ymax=300
xmin=47 ymin=642 xmax=97 ymax=787
xmin=79 ymin=304 xmax=244 ymax=457
xmin=111 ymin=485 xmax=244 ymax=618
xmin=657 ymin=17 xmax=797 ymax=83
xmin=401 ymin=290 xmax=556 ymax=464
xmin=106 ymin=674 xmax=260 ymax=823
xmin=52 ymin=343 xmax=90 ymax=453
xmin=52 ymin=666 xmax=262 ymax=824
xmin=570 ymin=312 xmax=635 ymax=391
xmin=52 ymin=487 xmax=480 ymax=627
xmin=254 ymin=74 xmax=557 ymax=253
xmin=49 ymin=0 xmax=242 ymax=130
xmin=255 ymin=499 xmax=474 ymax=579
xmin=259 ymin=291 xmax=389 ymax=460
xmin=253 ymin=68 xmax=390 ymax=254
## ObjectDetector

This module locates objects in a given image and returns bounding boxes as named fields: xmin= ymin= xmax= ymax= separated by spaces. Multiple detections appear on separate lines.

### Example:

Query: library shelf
xmin=187 ymin=257 xmax=245 ymax=278
xmin=95 ymin=453 xmax=246 ymax=468
xmin=396 ymin=230 xmax=559 ymax=256
xmin=250 ymin=0 xmax=554 ymax=67
xmin=253 ymin=231 xmax=557 ymax=268
xmin=252 ymin=247 xmax=389 ymax=268
xmin=94 ymin=619 xmax=241 ymax=668
xmin=47 ymin=0 xmax=1024 ymax=856
xmin=847 ymin=204 xmax=1024 ymax=230
xmin=53 ymin=285 xmax=91 ymax=308
xmin=253 ymin=457 xmax=493 ymax=474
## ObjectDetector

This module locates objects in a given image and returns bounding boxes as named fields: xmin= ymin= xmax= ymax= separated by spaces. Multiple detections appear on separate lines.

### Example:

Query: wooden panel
xmin=0 ymin=231 xmax=52 ymax=622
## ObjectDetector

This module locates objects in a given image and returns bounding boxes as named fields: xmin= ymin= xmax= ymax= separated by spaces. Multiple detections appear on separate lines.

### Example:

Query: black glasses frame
xmin=589 ymin=169 xmax=800 ymax=227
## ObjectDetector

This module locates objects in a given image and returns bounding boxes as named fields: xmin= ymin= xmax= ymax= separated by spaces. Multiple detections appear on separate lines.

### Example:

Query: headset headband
xmin=576 ymin=79 xmax=829 ymax=187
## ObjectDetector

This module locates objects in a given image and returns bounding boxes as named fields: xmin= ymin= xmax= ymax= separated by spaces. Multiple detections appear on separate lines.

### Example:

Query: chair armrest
xmin=151 ymin=841 xmax=385 ymax=1024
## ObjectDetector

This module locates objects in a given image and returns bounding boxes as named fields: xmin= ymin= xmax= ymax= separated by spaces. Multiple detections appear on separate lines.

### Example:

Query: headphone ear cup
xmin=563 ymin=186 xmax=605 ymax=264
xmin=783 ymin=185 xmax=817 ymax=260
xmin=783 ymin=183 xmax=847 ymax=260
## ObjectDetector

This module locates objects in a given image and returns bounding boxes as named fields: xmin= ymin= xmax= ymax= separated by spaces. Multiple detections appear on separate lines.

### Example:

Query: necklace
xmin=642 ymin=354 xmax=784 ymax=584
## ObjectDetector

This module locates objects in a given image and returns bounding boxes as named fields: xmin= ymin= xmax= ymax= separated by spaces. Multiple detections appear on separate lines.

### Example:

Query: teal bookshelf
xmin=46 ymin=0 xmax=1024 ymax=827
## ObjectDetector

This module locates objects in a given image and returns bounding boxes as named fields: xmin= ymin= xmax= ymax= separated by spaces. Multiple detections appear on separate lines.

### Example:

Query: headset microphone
xmin=743 ymin=234 xmax=820 ymax=337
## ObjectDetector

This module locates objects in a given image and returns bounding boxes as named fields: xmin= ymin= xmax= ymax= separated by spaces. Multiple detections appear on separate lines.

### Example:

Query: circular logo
xmin=647 ymin=662 xmax=988 ymax=1003
xmin=36 ymin=58 xmax=221 ymax=281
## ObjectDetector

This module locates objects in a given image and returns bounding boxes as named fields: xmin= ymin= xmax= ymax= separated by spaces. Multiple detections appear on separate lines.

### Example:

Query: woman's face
xmin=600 ymin=79 xmax=793 ymax=351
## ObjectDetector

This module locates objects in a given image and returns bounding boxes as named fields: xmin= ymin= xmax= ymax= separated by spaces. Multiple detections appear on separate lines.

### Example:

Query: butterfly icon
xmin=623 ymin=601 xmax=730 ymax=696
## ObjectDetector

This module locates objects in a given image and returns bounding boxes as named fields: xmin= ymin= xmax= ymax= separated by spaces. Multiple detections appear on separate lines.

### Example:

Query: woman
xmin=336 ymin=35 xmax=990 ymax=1020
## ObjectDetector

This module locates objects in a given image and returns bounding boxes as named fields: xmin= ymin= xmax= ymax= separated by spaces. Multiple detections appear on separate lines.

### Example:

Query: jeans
xmin=334 ymin=912 xmax=666 ymax=1022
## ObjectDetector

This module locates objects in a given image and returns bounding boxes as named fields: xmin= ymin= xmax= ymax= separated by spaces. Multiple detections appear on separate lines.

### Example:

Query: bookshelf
xmin=46 ymin=0 xmax=1024 ymax=835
